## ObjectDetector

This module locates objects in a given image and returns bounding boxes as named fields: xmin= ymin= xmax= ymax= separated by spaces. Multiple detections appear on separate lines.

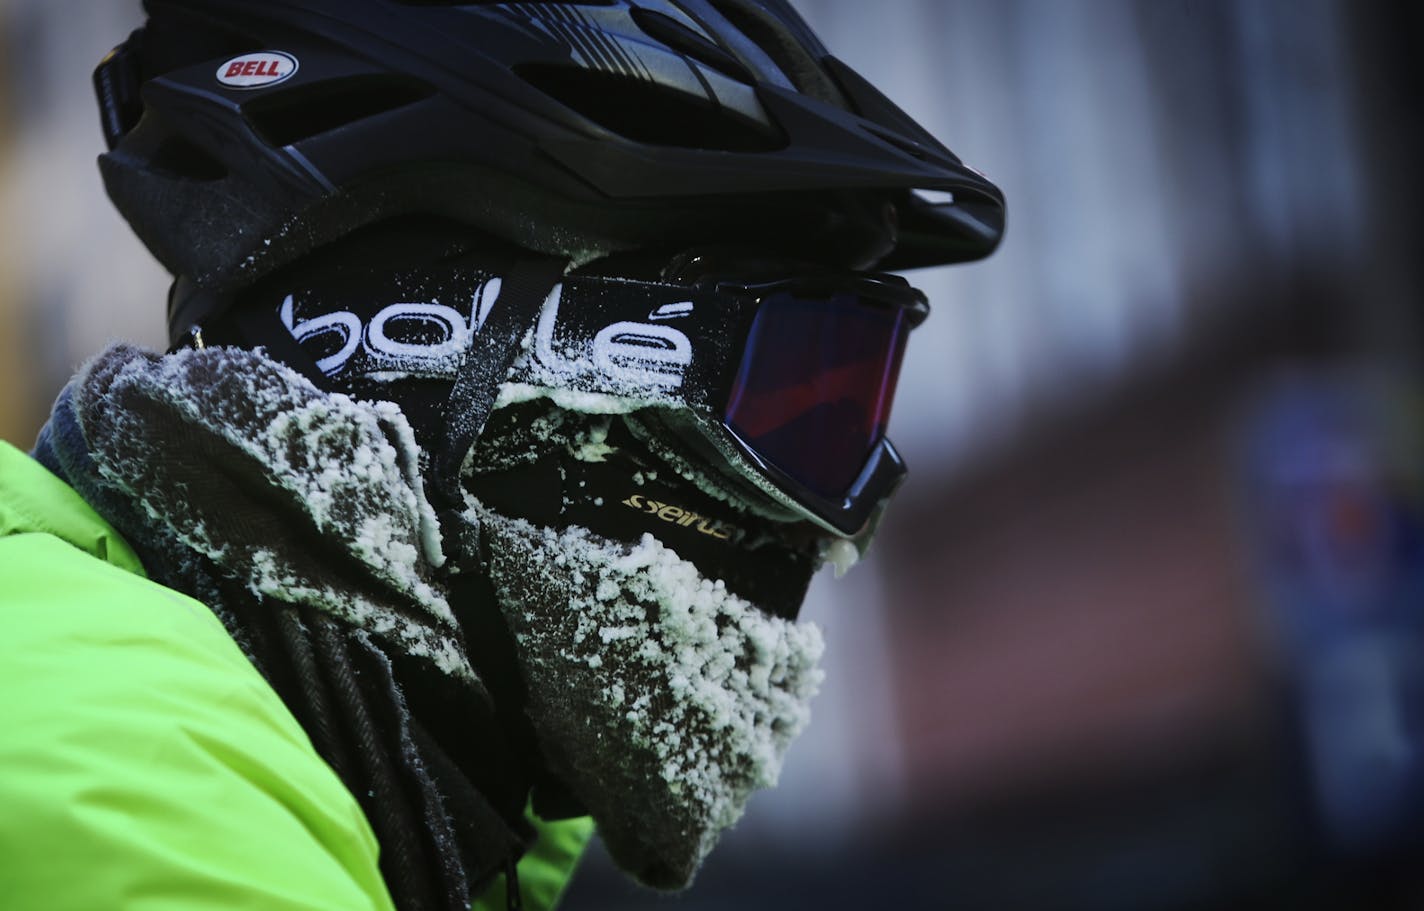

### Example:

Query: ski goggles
xmin=506 ymin=263 xmax=928 ymax=537
xmin=225 ymin=256 xmax=927 ymax=538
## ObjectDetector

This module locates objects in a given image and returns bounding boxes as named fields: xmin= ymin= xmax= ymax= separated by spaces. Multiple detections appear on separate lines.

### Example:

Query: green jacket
xmin=0 ymin=440 xmax=591 ymax=910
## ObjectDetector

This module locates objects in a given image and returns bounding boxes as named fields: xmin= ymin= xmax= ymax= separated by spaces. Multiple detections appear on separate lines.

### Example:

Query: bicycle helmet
xmin=95 ymin=0 xmax=1005 ymax=344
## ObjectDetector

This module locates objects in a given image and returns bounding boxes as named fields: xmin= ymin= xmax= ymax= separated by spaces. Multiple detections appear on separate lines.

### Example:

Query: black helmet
xmin=95 ymin=0 xmax=1004 ymax=343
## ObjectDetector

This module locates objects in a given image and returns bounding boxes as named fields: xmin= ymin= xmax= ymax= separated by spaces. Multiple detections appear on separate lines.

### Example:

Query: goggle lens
xmin=725 ymin=291 xmax=911 ymax=500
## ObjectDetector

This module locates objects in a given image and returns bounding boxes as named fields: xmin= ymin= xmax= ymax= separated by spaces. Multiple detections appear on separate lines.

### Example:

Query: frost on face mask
xmin=64 ymin=343 xmax=475 ymax=682
xmin=462 ymin=404 xmax=618 ymax=477
xmin=478 ymin=507 xmax=825 ymax=890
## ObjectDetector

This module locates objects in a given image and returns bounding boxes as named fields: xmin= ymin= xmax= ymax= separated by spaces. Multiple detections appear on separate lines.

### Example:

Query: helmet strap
xmin=433 ymin=255 xmax=568 ymax=508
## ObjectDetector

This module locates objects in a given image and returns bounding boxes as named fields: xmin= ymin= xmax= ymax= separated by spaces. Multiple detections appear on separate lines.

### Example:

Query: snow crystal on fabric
xmin=493 ymin=381 xmax=658 ymax=416
xmin=69 ymin=343 xmax=476 ymax=682
xmin=478 ymin=507 xmax=824 ymax=889
xmin=824 ymin=538 xmax=860 ymax=578
xmin=566 ymin=415 xmax=617 ymax=463
xmin=490 ymin=284 xmax=684 ymax=417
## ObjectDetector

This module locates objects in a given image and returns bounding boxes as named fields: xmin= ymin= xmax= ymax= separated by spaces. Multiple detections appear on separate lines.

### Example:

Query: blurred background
xmin=2 ymin=1 xmax=1422 ymax=909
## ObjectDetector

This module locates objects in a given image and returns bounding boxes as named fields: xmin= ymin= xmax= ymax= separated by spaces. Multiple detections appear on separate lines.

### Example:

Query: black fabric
xmin=446 ymin=570 xmax=589 ymax=823
xmin=232 ymin=297 xmax=330 ymax=387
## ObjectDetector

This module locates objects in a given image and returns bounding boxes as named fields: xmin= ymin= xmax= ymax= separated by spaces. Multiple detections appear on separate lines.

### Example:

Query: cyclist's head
xmin=96 ymin=0 xmax=1004 ymax=886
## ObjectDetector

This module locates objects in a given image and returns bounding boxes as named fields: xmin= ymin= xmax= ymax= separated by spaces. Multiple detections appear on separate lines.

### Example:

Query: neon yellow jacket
xmin=0 ymin=440 xmax=590 ymax=911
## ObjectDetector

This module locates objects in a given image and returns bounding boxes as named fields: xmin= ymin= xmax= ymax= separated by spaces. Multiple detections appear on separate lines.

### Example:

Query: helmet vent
xmin=516 ymin=64 xmax=784 ymax=152
xmin=385 ymin=0 xmax=616 ymax=6
xmin=148 ymin=135 xmax=228 ymax=181
xmin=242 ymin=77 xmax=435 ymax=148
xmin=629 ymin=8 xmax=754 ymax=85
xmin=704 ymin=0 xmax=845 ymax=107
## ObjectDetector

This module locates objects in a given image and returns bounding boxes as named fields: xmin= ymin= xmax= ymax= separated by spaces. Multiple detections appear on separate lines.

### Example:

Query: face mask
xmin=477 ymin=505 xmax=824 ymax=890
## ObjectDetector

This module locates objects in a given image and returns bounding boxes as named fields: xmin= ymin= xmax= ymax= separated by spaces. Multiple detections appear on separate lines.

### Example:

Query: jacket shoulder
xmin=0 ymin=531 xmax=396 ymax=911
xmin=0 ymin=441 xmax=143 ymax=573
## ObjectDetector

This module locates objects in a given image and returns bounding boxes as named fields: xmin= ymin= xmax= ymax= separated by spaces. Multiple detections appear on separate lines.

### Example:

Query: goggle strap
xmin=434 ymin=254 xmax=569 ymax=507
xmin=230 ymin=291 xmax=332 ymax=388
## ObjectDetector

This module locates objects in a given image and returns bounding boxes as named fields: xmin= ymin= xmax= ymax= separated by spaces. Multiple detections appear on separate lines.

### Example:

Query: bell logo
xmin=217 ymin=52 xmax=299 ymax=89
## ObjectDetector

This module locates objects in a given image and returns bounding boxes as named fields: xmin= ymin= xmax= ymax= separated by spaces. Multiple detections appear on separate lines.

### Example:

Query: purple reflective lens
xmin=725 ymin=291 xmax=910 ymax=499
